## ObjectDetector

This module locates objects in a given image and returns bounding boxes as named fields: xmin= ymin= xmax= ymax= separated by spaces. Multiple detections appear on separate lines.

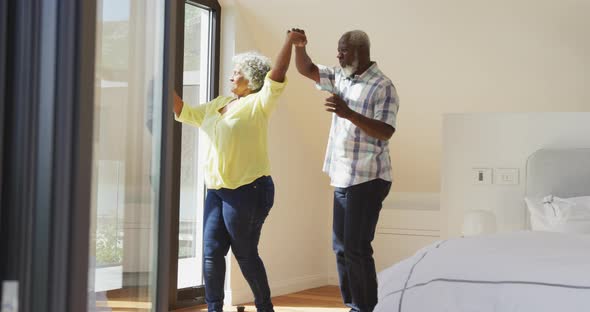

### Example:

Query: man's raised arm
xmin=292 ymin=29 xmax=320 ymax=83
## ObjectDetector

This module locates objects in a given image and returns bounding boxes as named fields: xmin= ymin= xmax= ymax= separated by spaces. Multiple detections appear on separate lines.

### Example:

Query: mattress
xmin=375 ymin=231 xmax=590 ymax=312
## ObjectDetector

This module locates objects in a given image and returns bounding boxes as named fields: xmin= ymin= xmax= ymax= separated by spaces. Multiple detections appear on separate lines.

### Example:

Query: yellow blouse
xmin=175 ymin=73 xmax=287 ymax=189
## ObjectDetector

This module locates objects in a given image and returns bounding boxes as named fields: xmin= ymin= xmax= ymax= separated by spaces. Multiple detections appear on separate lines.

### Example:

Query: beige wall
xmin=219 ymin=0 xmax=590 ymax=304
xmin=220 ymin=1 xmax=335 ymax=304
xmin=234 ymin=0 xmax=590 ymax=193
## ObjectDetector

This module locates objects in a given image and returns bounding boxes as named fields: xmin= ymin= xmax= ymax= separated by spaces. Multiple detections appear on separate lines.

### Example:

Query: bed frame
xmin=525 ymin=148 xmax=590 ymax=199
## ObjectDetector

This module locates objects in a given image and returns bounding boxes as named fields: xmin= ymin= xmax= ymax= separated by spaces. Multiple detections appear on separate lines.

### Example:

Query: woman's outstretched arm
xmin=269 ymin=30 xmax=307 ymax=82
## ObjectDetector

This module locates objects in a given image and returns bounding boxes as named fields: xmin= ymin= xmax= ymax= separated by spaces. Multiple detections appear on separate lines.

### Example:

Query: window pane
xmin=177 ymin=3 xmax=211 ymax=289
xmin=88 ymin=0 xmax=165 ymax=310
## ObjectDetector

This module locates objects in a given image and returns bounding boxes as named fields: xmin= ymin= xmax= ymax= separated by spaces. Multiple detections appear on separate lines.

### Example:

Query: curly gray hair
xmin=232 ymin=51 xmax=272 ymax=92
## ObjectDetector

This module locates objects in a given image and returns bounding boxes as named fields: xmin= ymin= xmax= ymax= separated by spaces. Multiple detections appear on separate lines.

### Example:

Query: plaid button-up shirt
xmin=316 ymin=63 xmax=399 ymax=188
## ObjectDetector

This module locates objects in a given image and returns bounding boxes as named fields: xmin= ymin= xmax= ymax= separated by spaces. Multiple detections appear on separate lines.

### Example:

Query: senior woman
xmin=173 ymin=30 xmax=305 ymax=312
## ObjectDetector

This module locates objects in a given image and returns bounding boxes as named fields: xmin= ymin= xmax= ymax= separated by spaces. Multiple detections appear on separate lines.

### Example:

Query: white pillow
xmin=525 ymin=195 xmax=590 ymax=233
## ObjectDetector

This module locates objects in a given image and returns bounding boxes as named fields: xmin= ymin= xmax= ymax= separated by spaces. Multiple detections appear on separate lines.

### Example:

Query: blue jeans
xmin=203 ymin=176 xmax=275 ymax=312
xmin=333 ymin=179 xmax=392 ymax=312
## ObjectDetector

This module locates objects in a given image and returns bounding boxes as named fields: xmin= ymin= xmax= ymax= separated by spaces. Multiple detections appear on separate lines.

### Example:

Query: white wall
xmin=441 ymin=113 xmax=590 ymax=238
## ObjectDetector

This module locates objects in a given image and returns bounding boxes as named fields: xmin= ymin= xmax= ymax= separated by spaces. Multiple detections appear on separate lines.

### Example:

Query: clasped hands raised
xmin=286 ymin=28 xmax=355 ymax=120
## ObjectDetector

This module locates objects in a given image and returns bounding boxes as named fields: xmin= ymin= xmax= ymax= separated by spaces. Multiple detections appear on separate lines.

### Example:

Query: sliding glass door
xmin=1 ymin=0 xmax=218 ymax=311
xmin=87 ymin=0 xmax=220 ymax=311
xmin=88 ymin=0 xmax=167 ymax=311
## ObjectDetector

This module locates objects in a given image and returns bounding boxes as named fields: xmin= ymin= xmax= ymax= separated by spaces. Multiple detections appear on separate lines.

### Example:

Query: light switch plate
xmin=494 ymin=168 xmax=519 ymax=185
xmin=472 ymin=168 xmax=492 ymax=185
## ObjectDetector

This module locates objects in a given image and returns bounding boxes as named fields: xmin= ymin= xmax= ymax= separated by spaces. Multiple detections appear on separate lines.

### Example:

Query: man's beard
xmin=341 ymin=58 xmax=359 ymax=77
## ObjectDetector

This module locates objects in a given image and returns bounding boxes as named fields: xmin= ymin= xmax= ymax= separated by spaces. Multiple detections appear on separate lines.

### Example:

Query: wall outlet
xmin=494 ymin=168 xmax=519 ymax=185
xmin=472 ymin=168 xmax=492 ymax=185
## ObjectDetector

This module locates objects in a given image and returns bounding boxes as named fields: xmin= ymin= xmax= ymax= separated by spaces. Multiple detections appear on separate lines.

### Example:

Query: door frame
xmin=168 ymin=0 xmax=221 ymax=309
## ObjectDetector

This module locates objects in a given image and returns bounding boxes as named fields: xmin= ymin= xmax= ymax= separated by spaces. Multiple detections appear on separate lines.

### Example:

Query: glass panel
xmin=88 ymin=0 xmax=165 ymax=311
xmin=177 ymin=3 xmax=211 ymax=289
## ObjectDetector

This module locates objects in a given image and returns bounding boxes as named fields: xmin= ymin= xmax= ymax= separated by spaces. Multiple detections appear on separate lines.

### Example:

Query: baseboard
xmin=227 ymin=273 xmax=330 ymax=305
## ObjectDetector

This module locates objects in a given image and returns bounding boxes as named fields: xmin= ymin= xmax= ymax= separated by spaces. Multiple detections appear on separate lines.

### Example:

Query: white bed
xmin=375 ymin=148 xmax=590 ymax=312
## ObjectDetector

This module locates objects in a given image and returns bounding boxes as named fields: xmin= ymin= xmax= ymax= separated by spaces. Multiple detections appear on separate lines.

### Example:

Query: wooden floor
xmin=98 ymin=286 xmax=347 ymax=312
xmin=174 ymin=286 xmax=348 ymax=312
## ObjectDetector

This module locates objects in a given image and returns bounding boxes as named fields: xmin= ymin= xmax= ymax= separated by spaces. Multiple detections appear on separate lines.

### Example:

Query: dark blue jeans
xmin=203 ymin=176 xmax=275 ymax=312
xmin=333 ymin=178 xmax=392 ymax=312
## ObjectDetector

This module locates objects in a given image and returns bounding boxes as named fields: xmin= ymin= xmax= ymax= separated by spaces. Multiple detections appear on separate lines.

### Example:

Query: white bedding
xmin=375 ymin=231 xmax=590 ymax=312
